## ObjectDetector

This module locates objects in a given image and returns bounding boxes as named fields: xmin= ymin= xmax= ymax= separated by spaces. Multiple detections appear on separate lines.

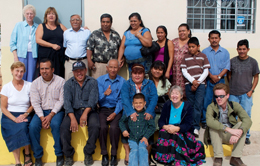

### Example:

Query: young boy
xmin=228 ymin=39 xmax=259 ymax=144
xmin=119 ymin=93 xmax=155 ymax=166
xmin=180 ymin=37 xmax=210 ymax=137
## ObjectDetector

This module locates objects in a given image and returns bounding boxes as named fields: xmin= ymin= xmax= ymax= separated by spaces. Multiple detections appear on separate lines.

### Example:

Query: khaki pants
xmin=209 ymin=121 xmax=246 ymax=158
xmin=64 ymin=58 xmax=89 ymax=81
xmin=91 ymin=62 xmax=107 ymax=79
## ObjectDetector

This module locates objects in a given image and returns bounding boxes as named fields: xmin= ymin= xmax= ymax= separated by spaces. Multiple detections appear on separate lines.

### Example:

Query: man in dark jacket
xmin=204 ymin=83 xmax=252 ymax=166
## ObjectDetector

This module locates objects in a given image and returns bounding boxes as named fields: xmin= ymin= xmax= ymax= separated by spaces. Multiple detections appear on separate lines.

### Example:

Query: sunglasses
xmin=214 ymin=95 xmax=226 ymax=99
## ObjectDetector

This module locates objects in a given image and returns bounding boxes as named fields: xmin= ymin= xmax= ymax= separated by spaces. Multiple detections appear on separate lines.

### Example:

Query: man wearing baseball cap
xmin=60 ymin=61 xmax=100 ymax=166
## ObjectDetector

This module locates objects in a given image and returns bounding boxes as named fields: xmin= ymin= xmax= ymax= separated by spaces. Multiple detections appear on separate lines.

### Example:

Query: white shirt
xmin=63 ymin=27 xmax=91 ymax=58
xmin=1 ymin=81 xmax=31 ymax=112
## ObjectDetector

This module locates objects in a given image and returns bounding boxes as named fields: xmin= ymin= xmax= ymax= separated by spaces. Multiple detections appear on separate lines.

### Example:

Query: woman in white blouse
xmin=1 ymin=62 xmax=34 ymax=166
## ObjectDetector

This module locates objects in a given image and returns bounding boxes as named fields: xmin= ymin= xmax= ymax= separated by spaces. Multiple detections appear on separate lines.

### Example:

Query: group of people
xmin=1 ymin=3 xmax=258 ymax=166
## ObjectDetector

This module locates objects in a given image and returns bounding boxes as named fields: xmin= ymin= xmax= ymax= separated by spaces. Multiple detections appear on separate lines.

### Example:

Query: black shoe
xmin=102 ymin=154 xmax=109 ymax=166
xmin=84 ymin=154 xmax=94 ymax=166
xmin=64 ymin=156 xmax=73 ymax=166
xmin=201 ymin=123 xmax=207 ymax=129
xmin=110 ymin=155 xmax=118 ymax=166
xmin=245 ymin=138 xmax=251 ymax=145
xmin=35 ymin=158 xmax=42 ymax=166
xmin=56 ymin=155 xmax=64 ymax=166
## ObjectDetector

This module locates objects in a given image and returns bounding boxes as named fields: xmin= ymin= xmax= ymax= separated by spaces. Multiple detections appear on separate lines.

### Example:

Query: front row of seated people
xmin=0 ymin=58 xmax=252 ymax=166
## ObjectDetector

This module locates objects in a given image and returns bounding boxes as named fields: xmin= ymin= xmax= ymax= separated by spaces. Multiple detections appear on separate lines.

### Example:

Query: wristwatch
xmin=251 ymin=89 xmax=255 ymax=93
xmin=217 ymin=76 xmax=221 ymax=79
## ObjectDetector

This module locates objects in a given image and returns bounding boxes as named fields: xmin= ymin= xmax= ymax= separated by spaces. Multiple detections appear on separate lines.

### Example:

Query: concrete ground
xmin=2 ymin=155 xmax=260 ymax=166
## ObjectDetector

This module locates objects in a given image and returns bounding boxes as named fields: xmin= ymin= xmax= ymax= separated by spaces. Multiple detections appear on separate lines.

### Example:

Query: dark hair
xmin=40 ymin=58 xmax=53 ymax=68
xmin=133 ymin=93 xmax=145 ymax=101
xmin=178 ymin=23 xmax=192 ymax=38
xmin=149 ymin=61 xmax=167 ymax=88
xmin=156 ymin=25 xmax=168 ymax=38
xmin=188 ymin=37 xmax=200 ymax=46
xmin=213 ymin=83 xmax=230 ymax=95
xmin=126 ymin=12 xmax=145 ymax=31
xmin=131 ymin=64 xmax=145 ymax=75
xmin=100 ymin=13 xmax=113 ymax=23
xmin=208 ymin=30 xmax=221 ymax=38
xmin=237 ymin=39 xmax=249 ymax=49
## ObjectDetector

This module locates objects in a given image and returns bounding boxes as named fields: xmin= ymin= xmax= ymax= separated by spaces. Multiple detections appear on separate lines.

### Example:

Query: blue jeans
xmin=185 ymin=84 xmax=205 ymax=130
xmin=202 ymin=79 xmax=225 ymax=123
xmin=18 ymin=52 xmax=37 ymax=82
xmin=229 ymin=93 xmax=252 ymax=138
xmin=128 ymin=140 xmax=148 ymax=166
xmin=29 ymin=110 xmax=64 ymax=159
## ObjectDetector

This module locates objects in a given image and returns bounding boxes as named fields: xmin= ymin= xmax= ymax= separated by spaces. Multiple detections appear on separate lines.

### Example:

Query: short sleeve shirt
xmin=229 ymin=56 xmax=259 ymax=95
xmin=180 ymin=52 xmax=211 ymax=84
xmin=1 ymin=81 xmax=31 ymax=112
xmin=86 ymin=28 xmax=121 ymax=63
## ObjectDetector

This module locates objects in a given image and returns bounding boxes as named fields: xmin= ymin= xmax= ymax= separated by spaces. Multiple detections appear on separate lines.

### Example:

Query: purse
xmin=154 ymin=95 xmax=169 ymax=114
xmin=140 ymin=41 xmax=160 ymax=57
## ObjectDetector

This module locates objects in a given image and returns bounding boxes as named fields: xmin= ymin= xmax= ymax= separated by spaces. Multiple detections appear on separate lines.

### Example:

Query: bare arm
xmin=87 ymin=49 xmax=95 ymax=70
xmin=12 ymin=50 xmax=19 ymax=62
xmin=247 ymin=74 xmax=259 ymax=97
xmin=166 ymin=40 xmax=174 ymax=78
xmin=227 ymin=71 xmax=231 ymax=82
xmin=60 ymin=23 xmax=67 ymax=31
xmin=118 ymin=35 xmax=126 ymax=68
xmin=1 ymin=95 xmax=16 ymax=122
xmin=136 ymin=31 xmax=152 ymax=47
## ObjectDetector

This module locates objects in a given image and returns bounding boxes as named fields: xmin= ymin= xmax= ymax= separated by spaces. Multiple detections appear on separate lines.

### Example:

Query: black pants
xmin=99 ymin=108 xmax=122 ymax=155
xmin=60 ymin=109 xmax=100 ymax=157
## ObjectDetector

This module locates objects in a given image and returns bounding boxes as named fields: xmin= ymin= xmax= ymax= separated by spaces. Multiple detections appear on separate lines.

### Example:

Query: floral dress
xmin=172 ymin=38 xmax=189 ymax=96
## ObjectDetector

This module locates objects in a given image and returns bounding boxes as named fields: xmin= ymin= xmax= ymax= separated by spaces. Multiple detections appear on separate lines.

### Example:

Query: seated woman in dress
xmin=149 ymin=60 xmax=171 ymax=129
xmin=155 ymin=85 xmax=205 ymax=165
xmin=1 ymin=62 xmax=34 ymax=166
xmin=154 ymin=26 xmax=174 ymax=80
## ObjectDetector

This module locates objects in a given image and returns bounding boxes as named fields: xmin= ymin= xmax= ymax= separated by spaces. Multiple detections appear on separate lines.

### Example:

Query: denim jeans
xmin=229 ymin=93 xmax=252 ymax=138
xmin=202 ymin=79 xmax=225 ymax=123
xmin=185 ymin=84 xmax=205 ymax=130
xmin=128 ymin=140 xmax=148 ymax=166
xmin=29 ymin=110 xmax=65 ymax=159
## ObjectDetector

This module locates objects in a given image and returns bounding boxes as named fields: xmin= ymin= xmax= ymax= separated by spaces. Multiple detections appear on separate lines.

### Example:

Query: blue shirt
xmin=97 ymin=74 xmax=126 ymax=114
xmin=169 ymin=102 xmax=184 ymax=125
xmin=202 ymin=45 xmax=230 ymax=76
xmin=10 ymin=20 xmax=38 ymax=58
xmin=124 ymin=28 xmax=149 ymax=60
xmin=63 ymin=27 xmax=91 ymax=58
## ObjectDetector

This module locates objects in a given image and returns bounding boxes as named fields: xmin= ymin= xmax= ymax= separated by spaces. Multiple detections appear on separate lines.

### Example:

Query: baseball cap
xmin=72 ymin=61 xmax=86 ymax=71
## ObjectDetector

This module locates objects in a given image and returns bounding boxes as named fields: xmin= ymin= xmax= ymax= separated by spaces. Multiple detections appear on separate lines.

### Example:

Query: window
xmin=187 ymin=0 xmax=256 ymax=33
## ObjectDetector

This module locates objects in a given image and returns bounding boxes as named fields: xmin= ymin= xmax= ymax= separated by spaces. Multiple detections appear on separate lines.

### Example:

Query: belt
xmin=76 ymin=108 xmax=85 ymax=111
xmin=65 ymin=56 xmax=87 ymax=61
xmin=100 ymin=107 xmax=116 ymax=110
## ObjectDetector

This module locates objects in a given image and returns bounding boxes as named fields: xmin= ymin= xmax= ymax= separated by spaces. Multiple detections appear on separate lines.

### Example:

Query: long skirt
xmin=154 ymin=129 xmax=205 ymax=166
xmin=1 ymin=112 xmax=32 ymax=152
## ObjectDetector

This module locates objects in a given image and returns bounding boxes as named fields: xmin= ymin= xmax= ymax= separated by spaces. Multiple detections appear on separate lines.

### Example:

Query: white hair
xmin=169 ymin=85 xmax=183 ymax=97
xmin=107 ymin=59 xmax=120 ymax=67
xmin=70 ymin=14 xmax=82 ymax=21
xmin=23 ymin=4 xmax=36 ymax=16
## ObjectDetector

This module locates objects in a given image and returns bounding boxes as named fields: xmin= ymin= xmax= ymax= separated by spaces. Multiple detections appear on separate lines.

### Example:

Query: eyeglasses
xmin=214 ymin=95 xmax=226 ymax=99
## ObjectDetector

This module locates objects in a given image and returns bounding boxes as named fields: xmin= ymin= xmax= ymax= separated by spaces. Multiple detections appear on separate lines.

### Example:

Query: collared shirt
xmin=64 ymin=76 xmax=98 ymax=115
xmin=97 ymin=74 xmax=125 ymax=115
xmin=87 ymin=28 xmax=121 ymax=63
xmin=218 ymin=104 xmax=232 ymax=128
xmin=119 ymin=110 xmax=155 ymax=143
xmin=10 ymin=20 xmax=38 ymax=58
xmin=63 ymin=27 xmax=91 ymax=58
xmin=180 ymin=52 xmax=211 ymax=84
xmin=30 ymin=74 xmax=65 ymax=117
xmin=202 ymin=45 xmax=230 ymax=76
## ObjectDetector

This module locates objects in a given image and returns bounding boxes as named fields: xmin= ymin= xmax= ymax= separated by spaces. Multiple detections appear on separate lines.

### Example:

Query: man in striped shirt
xmin=29 ymin=58 xmax=65 ymax=166
xmin=180 ymin=37 xmax=210 ymax=137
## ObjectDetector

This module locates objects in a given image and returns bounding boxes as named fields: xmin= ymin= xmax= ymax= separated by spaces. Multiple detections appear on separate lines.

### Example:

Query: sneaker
xmin=56 ymin=156 xmax=64 ymax=166
xmin=245 ymin=138 xmax=251 ymax=145
xmin=35 ymin=158 xmax=42 ymax=166
xmin=64 ymin=156 xmax=73 ymax=166
xmin=84 ymin=154 xmax=94 ymax=166
xmin=194 ymin=129 xmax=199 ymax=138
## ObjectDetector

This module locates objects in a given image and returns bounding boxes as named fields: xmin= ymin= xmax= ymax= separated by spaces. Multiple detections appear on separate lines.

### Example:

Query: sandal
xmin=15 ymin=164 xmax=22 ymax=166
xmin=23 ymin=149 xmax=32 ymax=166
xmin=124 ymin=159 xmax=129 ymax=165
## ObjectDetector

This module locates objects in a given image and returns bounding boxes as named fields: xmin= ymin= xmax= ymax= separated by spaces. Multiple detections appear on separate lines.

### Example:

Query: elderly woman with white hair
xmin=155 ymin=85 xmax=205 ymax=165
xmin=10 ymin=4 xmax=38 ymax=82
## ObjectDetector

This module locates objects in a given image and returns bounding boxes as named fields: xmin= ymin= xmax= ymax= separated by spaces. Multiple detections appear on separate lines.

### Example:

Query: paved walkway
xmin=2 ymin=155 xmax=260 ymax=166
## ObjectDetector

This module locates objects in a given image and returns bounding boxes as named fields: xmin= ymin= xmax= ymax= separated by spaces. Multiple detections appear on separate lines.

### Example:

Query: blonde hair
xmin=11 ymin=62 xmax=26 ymax=72
xmin=43 ymin=7 xmax=59 ymax=26
xmin=23 ymin=4 xmax=36 ymax=16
